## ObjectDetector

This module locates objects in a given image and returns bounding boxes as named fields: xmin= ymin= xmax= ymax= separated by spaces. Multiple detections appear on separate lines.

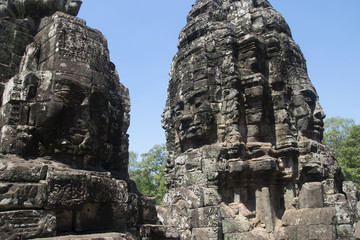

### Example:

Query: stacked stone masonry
xmin=160 ymin=0 xmax=360 ymax=239
xmin=0 ymin=1 xmax=156 ymax=239
xmin=0 ymin=0 xmax=359 ymax=239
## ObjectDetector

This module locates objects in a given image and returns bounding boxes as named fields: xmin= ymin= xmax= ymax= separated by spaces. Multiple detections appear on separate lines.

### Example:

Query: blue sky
xmin=78 ymin=1 xmax=360 ymax=155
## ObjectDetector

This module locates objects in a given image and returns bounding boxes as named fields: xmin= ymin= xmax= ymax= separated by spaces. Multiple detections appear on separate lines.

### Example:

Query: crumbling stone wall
xmin=1 ymin=0 xmax=359 ymax=239
xmin=159 ymin=0 xmax=360 ymax=239
xmin=0 ymin=10 xmax=130 ymax=178
xmin=0 ymin=1 xmax=156 ymax=239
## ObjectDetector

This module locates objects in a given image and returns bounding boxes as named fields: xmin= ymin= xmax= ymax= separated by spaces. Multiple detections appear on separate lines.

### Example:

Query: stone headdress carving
xmin=159 ymin=0 xmax=357 ymax=239
xmin=0 ymin=0 xmax=82 ymax=19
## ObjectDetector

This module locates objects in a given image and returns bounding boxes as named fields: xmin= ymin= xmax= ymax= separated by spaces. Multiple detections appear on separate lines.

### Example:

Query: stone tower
xmin=160 ymin=0 xmax=360 ymax=239
xmin=0 ymin=1 xmax=156 ymax=239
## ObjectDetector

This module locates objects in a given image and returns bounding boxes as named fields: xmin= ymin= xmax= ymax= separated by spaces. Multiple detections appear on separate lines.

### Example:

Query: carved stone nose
xmin=314 ymin=104 xmax=326 ymax=120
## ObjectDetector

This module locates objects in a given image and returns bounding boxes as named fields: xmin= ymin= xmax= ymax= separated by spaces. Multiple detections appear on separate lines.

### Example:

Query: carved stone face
xmin=0 ymin=12 xmax=129 ymax=176
xmin=64 ymin=0 xmax=82 ymax=16
xmin=291 ymin=88 xmax=326 ymax=141
xmin=173 ymin=90 xmax=217 ymax=150
xmin=0 ymin=0 xmax=82 ymax=18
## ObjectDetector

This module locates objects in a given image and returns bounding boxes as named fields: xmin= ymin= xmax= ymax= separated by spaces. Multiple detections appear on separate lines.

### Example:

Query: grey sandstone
xmin=0 ymin=1 xmax=156 ymax=239
xmin=0 ymin=0 xmax=359 ymax=239
xmin=159 ymin=0 xmax=360 ymax=239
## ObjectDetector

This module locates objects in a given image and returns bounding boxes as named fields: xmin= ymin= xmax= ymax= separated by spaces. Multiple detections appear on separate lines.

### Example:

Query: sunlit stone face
xmin=291 ymin=88 xmax=326 ymax=142
xmin=160 ymin=2 xmax=350 ymax=239
xmin=0 ymin=12 xmax=129 ymax=176
xmin=172 ymin=90 xmax=217 ymax=151
xmin=0 ymin=0 xmax=82 ymax=18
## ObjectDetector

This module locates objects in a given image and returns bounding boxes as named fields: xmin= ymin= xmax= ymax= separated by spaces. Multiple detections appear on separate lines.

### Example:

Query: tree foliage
xmin=323 ymin=117 xmax=355 ymax=150
xmin=323 ymin=117 xmax=360 ymax=185
xmin=129 ymin=144 xmax=167 ymax=203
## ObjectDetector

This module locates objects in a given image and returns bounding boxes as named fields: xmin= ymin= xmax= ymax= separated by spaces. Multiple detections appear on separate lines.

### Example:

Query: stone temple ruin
xmin=159 ymin=0 xmax=360 ymax=239
xmin=0 ymin=0 xmax=156 ymax=239
xmin=0 ymin=0 xmax=360 ymax=239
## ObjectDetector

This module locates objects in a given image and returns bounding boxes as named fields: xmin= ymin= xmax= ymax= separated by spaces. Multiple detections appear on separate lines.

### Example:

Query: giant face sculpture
xmin=0 ymin=0 xmax=82 ymax=18
xmin=0 ymin=12 xmax=129 ymax=176
xmin=291 ymin=87 xmax=326 ymax=142
xmin=173 ymin=90 xmax=217 ymax=151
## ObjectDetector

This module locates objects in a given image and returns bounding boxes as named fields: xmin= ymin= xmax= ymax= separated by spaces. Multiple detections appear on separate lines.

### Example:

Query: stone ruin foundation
xmin=0 ymin=0 xmax=359 ymax=240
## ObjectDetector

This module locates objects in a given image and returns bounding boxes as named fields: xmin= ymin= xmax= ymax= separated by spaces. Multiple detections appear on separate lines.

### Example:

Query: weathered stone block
xmin=46 ymin=172 xmax=129 ymax=209
xmin=182 ymin=171 xmax=207 ymax=186
xmin=337 ymin=224 xmax=354 ymax=239
xmin=0 ymin=210 xmax=56 ymax=240
xmin=0 ymin=158 xmax=48 ymax=182
xmin=0 ymin=45 xmax=11 ymax=65
xmin=203 ymin=188 xmax=222 ymax=207
xmin=0 ymin=182 xmax=46 ymax=210
xmin=335 ymin=201 xmax=352 ymax=225
xmin=191 ymin=206 xmax=220 ymax=228
xmin=192 ymin=227 xmax=220 ymax=240
xmin=140 ymin=224 xmax=180 ymax=239
xmin=320 ymin=207 xmax=337 ymax=225
xmin=157 ymin=204 xmax=192 ymax=230
xmin=275 ymin=226 xmax=297 ymax=240
xmin=54 ymin=209 xmax=73 ymax=233
xmin=46 ymin=173 xmax=87 ymax=209
xmin=32 ymin=232 xmax=138 ymax=240
xmin=139 ymin=196 xmax=157 ymax=224
xmin=162 ymin=187 xmax=203 ymax=208
xmin=343 ymin=181 xmax=359 ymax=209
xmin=296 ymin=224 xmax=309 ymax=239
xmin=185 ymin=156 xmax=202 ymax=171
xmin=224 ymin=228 xmax=270 ymax=240
xmin=354 ymin=221 xmax=360 ymax=239
xmin=309 ymin=224 xmax=335 ymax=240
xmin=249 ymin=158 xmax=277 ymax=172
xmin=74 ymin=202 xmax=137 ymax=232
xmin=86 ymin=176 xmax=129 ymax=203
xmin=282 ymin=208 xmax=336 ymax=226
xmin=299 ymin=182 xmax=324 ymax=208
xmin=228 ymin=160 xmax=247 ymax=173
xmin=222 ymin=216 xmax=250 ymax=234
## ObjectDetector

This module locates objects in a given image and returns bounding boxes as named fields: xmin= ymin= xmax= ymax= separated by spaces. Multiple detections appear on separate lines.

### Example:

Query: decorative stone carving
xmin=0 ymin=0 xmax=82 ymax=19
xmin=161 ymin=0 xmax=360 ymax=239
xmin=0 ymin=10 xmax=130 ymax=178
xmin=0 ymin=2 xmax=153 ymax=239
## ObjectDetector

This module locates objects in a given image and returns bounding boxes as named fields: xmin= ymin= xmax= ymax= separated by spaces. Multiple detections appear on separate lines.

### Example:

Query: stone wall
xmin=160 ymin=0 xmax=360 ymax=239
xmin=1 ymin=0 xmax=359 ymax=239
xmin=0 ymin=10 xmax=130 ymax=178
xmin=0 ymin=1 xmax=156 ymax=239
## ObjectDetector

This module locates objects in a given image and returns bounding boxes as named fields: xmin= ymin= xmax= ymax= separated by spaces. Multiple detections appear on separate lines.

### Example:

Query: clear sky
xmin=78 ymin=0 xmax=360 ymax=155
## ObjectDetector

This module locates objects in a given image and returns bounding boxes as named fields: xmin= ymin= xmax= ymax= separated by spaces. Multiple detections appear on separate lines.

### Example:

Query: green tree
xmin=129 ymin=144 xmax=167 ymax=203
xmin=128 ymin=151 xmax=139 ymax=173
xmin=336 ymin=125 xmax=360 ymax=185
xmin=323 ymin=117 xmax=355 ymax=150
xmin=323 ymin=117 xmax=360 ymax=185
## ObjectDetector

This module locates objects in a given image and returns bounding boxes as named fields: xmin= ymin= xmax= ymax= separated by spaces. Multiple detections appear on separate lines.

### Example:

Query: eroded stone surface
xmin=1 ymin=10 xmax=130 ymax=179
xmin=0 ymin=210 xmax=56 ymax=240
xmin=160 ymin=0 xmax=360 ymax=239
xmin=33 ymin=232 xmax=139 ymax=240
xmin=0 ymin=0 xmax=82 ymax=19
xmin=0 ymin=2 xmax=154 ymax=239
